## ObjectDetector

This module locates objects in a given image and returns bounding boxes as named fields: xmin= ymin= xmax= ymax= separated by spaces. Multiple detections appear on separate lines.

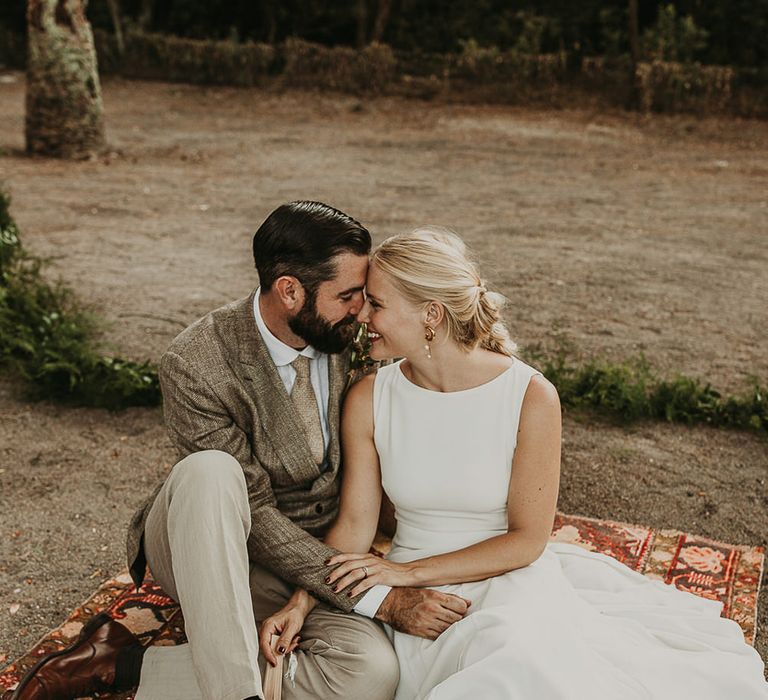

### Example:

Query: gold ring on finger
xmin=362 ymin=566 xmax=369 ymax=578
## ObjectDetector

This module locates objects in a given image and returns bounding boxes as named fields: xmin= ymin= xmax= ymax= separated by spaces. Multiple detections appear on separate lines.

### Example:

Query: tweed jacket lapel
xmin=233 ymin=292 xmax=352 ymax=482
xmin=234 ymin=292 xmax=323 ymax=483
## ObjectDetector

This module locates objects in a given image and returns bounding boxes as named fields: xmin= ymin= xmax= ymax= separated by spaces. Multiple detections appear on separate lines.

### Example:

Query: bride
xmin=263 ymin=228 xmax=768 ymax=699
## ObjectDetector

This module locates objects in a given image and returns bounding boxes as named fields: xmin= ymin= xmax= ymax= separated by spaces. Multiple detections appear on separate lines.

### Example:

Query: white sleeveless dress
xmin=372 ymin=359 xmax=768 ymax=700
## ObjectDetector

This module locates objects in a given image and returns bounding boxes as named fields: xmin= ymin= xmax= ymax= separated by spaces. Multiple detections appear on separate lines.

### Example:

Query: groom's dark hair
xmin=252 ymin=201 xmax=371 ymax=294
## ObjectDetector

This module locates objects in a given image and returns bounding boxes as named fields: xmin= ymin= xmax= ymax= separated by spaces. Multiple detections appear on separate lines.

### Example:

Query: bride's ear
xmin=424 ymin=302 xmax=444 ymax=328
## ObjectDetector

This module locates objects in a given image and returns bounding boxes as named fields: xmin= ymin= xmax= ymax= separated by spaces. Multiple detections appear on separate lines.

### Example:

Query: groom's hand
xmin=375 ymin=587 xmax=471 ymax=639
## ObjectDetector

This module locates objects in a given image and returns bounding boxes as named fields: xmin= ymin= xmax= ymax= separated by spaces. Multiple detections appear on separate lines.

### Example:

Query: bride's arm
xmin=324 ymin=372 xmax=383 ymax=554
xmin=324 ymin=374 xmax=476 ymax=638
xmin=263 ymin=373 xmax=473 ymax=648
xmin=259 ymin=375 xmax=384 ymax=662
xmin=328 ymin=374 xmax=561 ymax=594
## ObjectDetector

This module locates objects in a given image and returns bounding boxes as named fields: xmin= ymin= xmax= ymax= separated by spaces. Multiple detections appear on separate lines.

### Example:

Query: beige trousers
xmin=136 ymin=450 xmax=399 ymax=700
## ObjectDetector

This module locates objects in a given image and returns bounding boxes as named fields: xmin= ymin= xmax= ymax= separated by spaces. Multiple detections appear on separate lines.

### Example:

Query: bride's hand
xmin=325 ymin=553 xmax=415 ymax=596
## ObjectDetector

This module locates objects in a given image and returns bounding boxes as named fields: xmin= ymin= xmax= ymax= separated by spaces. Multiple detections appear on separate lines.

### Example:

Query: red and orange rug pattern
xmin=2 ymin=513 xmax=764 ymax=698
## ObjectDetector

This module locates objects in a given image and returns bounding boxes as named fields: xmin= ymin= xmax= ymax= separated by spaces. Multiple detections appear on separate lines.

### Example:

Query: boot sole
xmin=9 ymin=612 xmax=114 ymax=700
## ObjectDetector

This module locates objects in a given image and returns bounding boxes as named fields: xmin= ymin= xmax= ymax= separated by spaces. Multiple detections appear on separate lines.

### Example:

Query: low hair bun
xmin=372 ymin=228 xmax=517 ymax=357
xmin=484 ymin=290 xmax=506 ymax=309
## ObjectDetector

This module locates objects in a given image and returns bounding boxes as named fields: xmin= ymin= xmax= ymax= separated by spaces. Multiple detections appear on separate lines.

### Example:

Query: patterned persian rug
xmin=1 ymin=513 xmax=764 ymax=698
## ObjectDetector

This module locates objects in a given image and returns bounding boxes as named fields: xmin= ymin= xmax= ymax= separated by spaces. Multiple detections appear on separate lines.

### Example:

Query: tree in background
xmin=25 ymin=0 xmax=106 ymax=158
xmin=2 ymin=0 xmax=766 ymax=69
xmin=627 ymin=0 xmax=641 ymax=107
xmin=628 ymin=0 xmax=640 ymax=67
xmin=642 ymin=3 xmax=708 ymax=63
xmin=355 ymin=0 xmax=392 ymax=47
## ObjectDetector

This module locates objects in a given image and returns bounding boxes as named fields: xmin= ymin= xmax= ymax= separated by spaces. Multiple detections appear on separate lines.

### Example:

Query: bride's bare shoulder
xmin=342 ymin=372 xmax=376 ymax=435
xmin=520 ymin=373 xmax=561 ymax=417
xmin=345 ymin=370 xmax=376 ymax=405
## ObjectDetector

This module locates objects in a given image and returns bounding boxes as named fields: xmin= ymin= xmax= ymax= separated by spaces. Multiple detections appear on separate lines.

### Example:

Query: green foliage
xmin=350 ymin=323 xmax=375 ymax=374
xmin=6 ymin=4 xmax=767 ymax=116
xmin=510 ymin=11 xmax=551 ymax=56
xmin=642 ymin=4 xmax=708 ymax=63
xmin=4 ymin=0 xmax=768 ymax=69
xmin=94 ymin=30 xmax=276 ymax=86
xmin=346 ymin=323 xmax=378 ymax=388
xmin=454 ymin=39 xmax=503 ymax=81
xmin=0 ymin=190 xmax=764 ymax=429
xmin=635 ymin=61 xmax=734 ymax=114
xmin=453 ymin=39 xmax=568 ymax=99
xmin=597 ymin=7 xmax=626 ymax=57
xmin=89 ymin=27 xmax=768 ymax=117
xmin=92 ymin=30 xmax=394 ymax=93
xmin=0 ymin=187 xmax=160 ymax=409
xmin=527 ymin=339 xmax=766 ymax=433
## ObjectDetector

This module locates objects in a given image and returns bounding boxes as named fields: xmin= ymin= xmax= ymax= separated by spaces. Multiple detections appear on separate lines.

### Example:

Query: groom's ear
xmin=425 ymin=302 xmax=444 ymax=327
xmin=273 ymin=275 xmax=305 ymax=311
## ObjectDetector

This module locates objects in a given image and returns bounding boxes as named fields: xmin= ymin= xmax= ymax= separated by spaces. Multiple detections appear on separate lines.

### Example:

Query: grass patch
xmin=0 ymin=188 xmax=764 ymax=430
xmin=0 ymin=187 xmax=160 ymax=409
xmin=528 ymin=339 xmax=766 ymax=432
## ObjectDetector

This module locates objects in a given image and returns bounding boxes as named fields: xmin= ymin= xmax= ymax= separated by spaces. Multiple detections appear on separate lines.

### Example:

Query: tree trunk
xmin=25 ymin=0 xmax=106 ymax=158
xmin=137 ymin=0 xmax=153 ymax=30
xmin=627 ymin=0 xmax=641 ymax=109
xmin=106 ymin=0 xmax=124 ymax=55
xmin=628 ymin=0 xmax=640 ymax=68
xmin=262 ymin=0 xmax=277 ymax=44
xmin=355 ymin=0 xmax=368 ymax=48
xmin=371 ymin=0 xmax=391 ymax=43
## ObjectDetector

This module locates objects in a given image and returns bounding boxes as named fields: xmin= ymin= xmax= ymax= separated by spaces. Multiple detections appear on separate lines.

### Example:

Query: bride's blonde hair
xmin=371 ymin=227 xmax=517 ymax=357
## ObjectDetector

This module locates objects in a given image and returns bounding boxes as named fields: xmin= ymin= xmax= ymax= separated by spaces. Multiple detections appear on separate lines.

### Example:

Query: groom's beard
xmin=288 ymin=292 xmax=356 ymax=354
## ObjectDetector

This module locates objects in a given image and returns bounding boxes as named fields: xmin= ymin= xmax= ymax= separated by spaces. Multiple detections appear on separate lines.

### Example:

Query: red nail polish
xmin=325 ymin=576 xmax=330 ymax=583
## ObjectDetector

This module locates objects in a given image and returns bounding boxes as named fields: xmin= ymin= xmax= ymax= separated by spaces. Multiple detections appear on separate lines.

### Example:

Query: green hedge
xmin=95 ymin=30 xmax=276 ymax=87
xmin=531 ymin=344 xmax=766 ymax=432
xmin=3 ymin=27 xmax=767 ymax=116
xmin=635 ymin=60 xmax=735 ymax=114
xmin=93 ymin=30 xmax=394 ymax=94
xmin=280 ymin=38 xmax=395 ymax=94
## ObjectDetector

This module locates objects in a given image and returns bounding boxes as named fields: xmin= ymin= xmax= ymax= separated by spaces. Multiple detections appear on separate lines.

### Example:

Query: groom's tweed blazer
xmin=126 ymin=290 xmax=362 ymax=612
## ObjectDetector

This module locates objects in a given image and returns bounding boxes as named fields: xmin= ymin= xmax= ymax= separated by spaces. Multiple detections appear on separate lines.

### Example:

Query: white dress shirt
xmin=253 ymin=289 xmax=390 ymax=617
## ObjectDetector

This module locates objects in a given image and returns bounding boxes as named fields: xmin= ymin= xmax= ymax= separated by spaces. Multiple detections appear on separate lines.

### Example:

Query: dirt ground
xmin=0 ymin=72 xmax=766 ymax=673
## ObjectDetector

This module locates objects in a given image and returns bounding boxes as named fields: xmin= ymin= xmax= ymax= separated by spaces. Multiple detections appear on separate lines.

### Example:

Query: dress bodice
xmin=373 ymin=358 xmax=540 ymax=562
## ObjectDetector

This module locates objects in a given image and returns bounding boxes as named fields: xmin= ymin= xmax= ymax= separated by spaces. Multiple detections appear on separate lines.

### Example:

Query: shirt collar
xmin=253 ymin=287 xmax=321 ymax=367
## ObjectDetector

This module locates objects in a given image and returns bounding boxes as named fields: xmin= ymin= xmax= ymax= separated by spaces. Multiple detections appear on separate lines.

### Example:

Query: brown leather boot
xmin=10 ymin=612 xmax=141 ymax=700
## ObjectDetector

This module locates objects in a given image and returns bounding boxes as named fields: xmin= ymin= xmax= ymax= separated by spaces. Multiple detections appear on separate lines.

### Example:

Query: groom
xmin=11 ymin=201 xmax=471 ymax=700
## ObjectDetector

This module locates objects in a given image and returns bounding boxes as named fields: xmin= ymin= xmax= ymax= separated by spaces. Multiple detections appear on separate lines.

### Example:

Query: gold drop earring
xmin=424 ymin=325 xmax=435 ymax=359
